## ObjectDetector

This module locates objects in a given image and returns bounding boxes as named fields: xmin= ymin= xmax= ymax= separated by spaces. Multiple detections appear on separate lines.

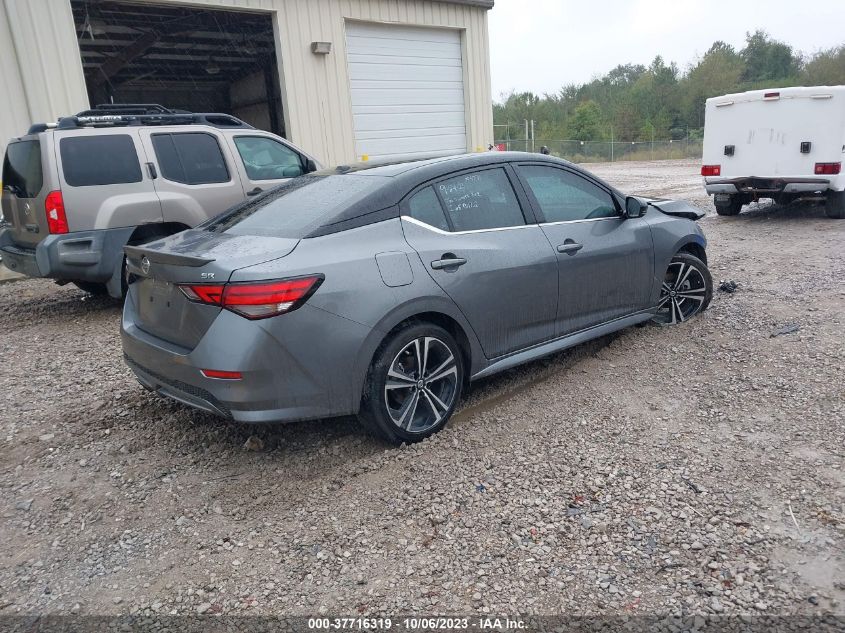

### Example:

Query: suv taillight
xmin=701 ymin=165 xmax=721 ymax=177
xmin=814 ymin=162 xmax=841 ymax=175
xmin=179 ymin=275 xmax=324 ymax=320
xmin=45 ymin=191 xmax=68 ymax=234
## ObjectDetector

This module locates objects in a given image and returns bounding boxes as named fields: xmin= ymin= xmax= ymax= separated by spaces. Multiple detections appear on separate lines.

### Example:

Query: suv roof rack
xmin=54 ymin=111 xmax=254 ymax=131
xmin=77 ymin=103 xmax=186 ymax=116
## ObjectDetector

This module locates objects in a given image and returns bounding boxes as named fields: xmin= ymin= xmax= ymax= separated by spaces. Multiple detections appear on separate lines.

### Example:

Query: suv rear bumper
xmin=704 ymin=177 xmax=832 ymax=196
xmin=0 ymin=225 xmax=133 ymax=283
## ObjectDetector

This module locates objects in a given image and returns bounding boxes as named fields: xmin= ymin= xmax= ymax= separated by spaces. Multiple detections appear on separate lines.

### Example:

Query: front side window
xmin=517 ymin=165 xmax=618 ymax=222
xmin=436 ymin=168 xmax=525 ymax=232
xmin=234 ymin=136 xmax=304 ymax=180
xmin=60 ymin=135 xmax=141 ymax=187
xmin=151 ymin=133 xmax=229 ymax=185
xmin=2 ymin=140 xmax=43 ymax=197
xmin=407 ymin=186 xmax=450 ymax=231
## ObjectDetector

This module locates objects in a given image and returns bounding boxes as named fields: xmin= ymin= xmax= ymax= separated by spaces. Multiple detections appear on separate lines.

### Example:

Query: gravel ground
xmin=0 ymin=158 xmax=843 ymax=619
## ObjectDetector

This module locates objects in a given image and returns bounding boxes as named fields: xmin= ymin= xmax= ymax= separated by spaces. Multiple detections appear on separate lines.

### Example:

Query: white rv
xmin=701 ymin=86 xmax=845 ymax=218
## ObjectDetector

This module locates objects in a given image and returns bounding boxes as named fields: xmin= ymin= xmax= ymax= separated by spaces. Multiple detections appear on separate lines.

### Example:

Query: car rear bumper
xmin=704 ymin=176 xmax=832 ymax=195
xmin=0 ymin=225 xmax=134 ymax=283
xmin=120 ymin=295 xmax=371 ymax=424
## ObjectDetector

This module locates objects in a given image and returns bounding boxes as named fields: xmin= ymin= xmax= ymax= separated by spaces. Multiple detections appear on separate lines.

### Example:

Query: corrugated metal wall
xmin=0 ymin=0 xmax=493 ymax=166
xmin=0 ymin=0 xmax=89 ymax=155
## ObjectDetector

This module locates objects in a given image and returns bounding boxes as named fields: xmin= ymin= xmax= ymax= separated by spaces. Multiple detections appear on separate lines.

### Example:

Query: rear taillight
xmin=814 ymin=162 xmax=841 ymax=175
xmin=200 ymin=369 xmax=242 ymax=380
xmin=45 ymin=191 xmax=68 ymax=234
xmin=701 ymin=165 xmax=721 ymax=177
xmin=179 ymin=275 xmax=324 ymax=320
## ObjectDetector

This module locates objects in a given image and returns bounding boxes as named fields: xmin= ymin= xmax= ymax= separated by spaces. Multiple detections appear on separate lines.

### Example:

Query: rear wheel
xmin=359 ymin=323 xmax=464 ymax=444
xmin=652 ymin=253 xmax=712 ymax=325
xmin=715 ymin=195 xmax=743 ymax=216
xmin=72 ymin=281 xmax=109 ymax=296
xmin=825 ymin=191 xmax=845 ymax=219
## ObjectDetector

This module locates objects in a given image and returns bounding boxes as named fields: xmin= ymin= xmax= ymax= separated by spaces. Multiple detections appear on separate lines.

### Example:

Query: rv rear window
xmin=60 ymin=135 xmax=142 ymax=187
xmin=2 ymin=140 xmax=43 ymax=198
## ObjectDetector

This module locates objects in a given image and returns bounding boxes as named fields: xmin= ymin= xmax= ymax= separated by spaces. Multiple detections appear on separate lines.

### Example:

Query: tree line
xmin=494 ymin=31 xmax=845 ymax=143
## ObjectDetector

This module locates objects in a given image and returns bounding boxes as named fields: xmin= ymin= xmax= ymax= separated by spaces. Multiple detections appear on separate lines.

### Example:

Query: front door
xmin=400 ymin=167 xmax=559 ymax=359
xmin=225 ymin=134 xmax=309 ymax=198
xmin=514 ymin=163 xmax=653 ymax=336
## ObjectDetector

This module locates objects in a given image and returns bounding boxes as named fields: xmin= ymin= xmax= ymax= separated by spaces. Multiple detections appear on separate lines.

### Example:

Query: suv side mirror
xmin=625 ymin=196 xmax=648 ymax=219
xmin=304 ymin=158 xmax=318 ymax=174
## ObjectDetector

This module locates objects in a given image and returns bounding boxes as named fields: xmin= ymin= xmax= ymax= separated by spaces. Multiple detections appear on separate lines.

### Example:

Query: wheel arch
xmin=350 ymin=298 xmax=485 ymax=413
xmin=676 ymin=240 xmax=707 ymax=265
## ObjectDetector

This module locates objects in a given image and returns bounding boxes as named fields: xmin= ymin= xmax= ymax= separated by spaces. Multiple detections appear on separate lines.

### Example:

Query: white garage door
xmin=345 ymin=21 xmax=467 ymax=161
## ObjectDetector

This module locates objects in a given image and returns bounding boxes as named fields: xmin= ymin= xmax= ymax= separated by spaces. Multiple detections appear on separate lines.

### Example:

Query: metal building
xmin=0 ymin=0 xmax=494 ymax=165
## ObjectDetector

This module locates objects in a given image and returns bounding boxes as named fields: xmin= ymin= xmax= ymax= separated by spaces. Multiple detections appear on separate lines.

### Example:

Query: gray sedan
xmin=121 ymin=152 xmax=712 ymax=443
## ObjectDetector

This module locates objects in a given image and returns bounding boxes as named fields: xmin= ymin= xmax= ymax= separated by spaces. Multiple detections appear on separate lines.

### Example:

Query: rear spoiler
xmin=124 ymin=245 xmax=213 ymax=268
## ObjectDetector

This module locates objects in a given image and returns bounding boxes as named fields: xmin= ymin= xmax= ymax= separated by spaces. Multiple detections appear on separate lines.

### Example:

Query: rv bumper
xmin=705 ymin=177 xmax=831 ymax=196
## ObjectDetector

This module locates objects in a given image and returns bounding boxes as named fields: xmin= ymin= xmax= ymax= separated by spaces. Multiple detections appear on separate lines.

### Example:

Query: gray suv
xmin=0 ymin=104 xmax=320 ymax=297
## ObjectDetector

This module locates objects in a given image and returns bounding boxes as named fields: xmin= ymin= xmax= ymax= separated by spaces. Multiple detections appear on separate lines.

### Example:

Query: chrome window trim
xmin=401 ymin=215 xmax=537 ymax=236
xmin=539 ymin=216 xmax=623 ymax=227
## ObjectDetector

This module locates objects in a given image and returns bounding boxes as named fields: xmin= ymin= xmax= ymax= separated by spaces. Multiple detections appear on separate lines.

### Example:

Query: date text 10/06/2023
xmin=307 ymin=617 xmax=527 ymax=630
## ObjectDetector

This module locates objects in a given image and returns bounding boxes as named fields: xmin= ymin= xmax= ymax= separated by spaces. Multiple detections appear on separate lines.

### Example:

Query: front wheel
xmin=359 ymin=323 xmax=464 ymax=444
xmin=652 ymin=253 xmax=713 ymax=325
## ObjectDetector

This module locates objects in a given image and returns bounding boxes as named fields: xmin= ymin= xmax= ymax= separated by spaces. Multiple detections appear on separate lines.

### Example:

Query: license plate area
xmin=714 ymin=193 xmax=731 ymax=203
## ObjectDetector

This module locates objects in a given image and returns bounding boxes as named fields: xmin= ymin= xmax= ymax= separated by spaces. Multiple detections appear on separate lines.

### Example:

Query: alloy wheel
xmin=654 ymin=260 xmax=707 ymax=325
xmin=384 ymin=336 xmax=459 ymax=433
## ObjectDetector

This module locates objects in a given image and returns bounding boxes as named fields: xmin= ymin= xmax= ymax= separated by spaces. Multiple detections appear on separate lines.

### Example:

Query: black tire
xmin=652 ymin=253 xmax=713 ymax=325
xmin=359 ymin=322 xmax=464 ymax=444
xmin=72 ymin=281 xmax=109 ymax=296
xmin=825 ymin=191 xmax=845 ymax=219
xmin=715 ymin=195 xmax=743 ymax=216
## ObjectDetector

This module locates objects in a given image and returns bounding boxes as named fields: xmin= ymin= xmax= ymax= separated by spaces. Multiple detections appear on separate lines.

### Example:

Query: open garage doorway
xmin=70 ymin=0 xmax=285 ymax=136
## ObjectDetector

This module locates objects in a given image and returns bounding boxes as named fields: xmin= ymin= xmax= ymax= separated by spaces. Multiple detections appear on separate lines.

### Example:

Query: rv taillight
xmin=45 ymin=191 xmax=68 ymax=234
xmin=814 ymin=162 xmax=841 ymax=176
xmin=701 ymin=165 xmax=721 ymax=177
xmin=763 ymin=92 xmax=780 ymax=99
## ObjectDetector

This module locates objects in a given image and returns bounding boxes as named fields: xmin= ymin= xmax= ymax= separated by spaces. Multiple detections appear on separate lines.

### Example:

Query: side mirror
xmin=625 ymin=196 xmax=648 ymax=219
xmin=304 ymin=158 xmax=318 ymax=174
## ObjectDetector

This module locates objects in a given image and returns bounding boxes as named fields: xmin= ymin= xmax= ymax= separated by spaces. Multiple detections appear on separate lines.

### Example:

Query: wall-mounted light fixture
xmin=311 ymin=41 xmax=332 ymax=55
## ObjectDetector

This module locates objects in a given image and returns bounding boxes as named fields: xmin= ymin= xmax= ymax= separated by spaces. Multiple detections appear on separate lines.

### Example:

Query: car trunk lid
xmin=1 ymin=138 xmax=50 ymax=248
xmin=125 ymin=229 xmax=300 ymax=348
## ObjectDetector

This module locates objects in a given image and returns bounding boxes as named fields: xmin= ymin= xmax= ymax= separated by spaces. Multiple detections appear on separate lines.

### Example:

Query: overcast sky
xmin=488 ymin=0 xmax=845 ymax=100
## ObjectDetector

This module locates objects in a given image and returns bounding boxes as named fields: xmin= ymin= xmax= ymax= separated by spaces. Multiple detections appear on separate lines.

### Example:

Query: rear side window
xmin=436 ymin=168 xmax=525 ymax=232
xmin=2 ymin=140 xmax=43 ymax=198
xmin=152 ymin=133 xmax=229 ymax=185
xmin=407 ymin=186 xmax=450 ymax=231
xmin=60 ymin=135 xmax=142 ymax=187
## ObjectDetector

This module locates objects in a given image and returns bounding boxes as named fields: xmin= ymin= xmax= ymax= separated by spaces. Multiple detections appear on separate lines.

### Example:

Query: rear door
xmin=55 ymin=129 xmax=162 ymax=231
xmin=1 ymin=137 xmax=49 ymax=247
xmin=225 ymin=133 xmax=309 ymax=197
xmin=514 ymin=164 xmax=653 ymax=336
xmin=140 ymin=129 xmax=246 ymax=226
xmin=400 ymin=166 xmax=558 ymax=359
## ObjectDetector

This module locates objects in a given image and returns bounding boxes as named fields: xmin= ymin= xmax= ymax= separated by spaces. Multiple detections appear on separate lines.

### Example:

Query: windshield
xmin=2 ymin=140 xmax=43 ymax=198
xmin=204 ymin=174 xmax=388 ymax=238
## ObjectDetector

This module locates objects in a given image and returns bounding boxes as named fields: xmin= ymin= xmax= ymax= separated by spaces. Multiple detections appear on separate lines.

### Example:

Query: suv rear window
xmin=151 ymin=133 xmax=229 ymax=185
xmin=2 ymin=140 xmax=43 ymax=198
xmin=205 ymin=175 xmax=386 ymax=238
xmin=60 ymin=135 xmax=142 ymax=187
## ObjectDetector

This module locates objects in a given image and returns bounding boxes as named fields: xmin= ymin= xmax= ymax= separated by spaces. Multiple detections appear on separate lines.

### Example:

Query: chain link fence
xmin=492 ymin=139 xmax=703 ymax=163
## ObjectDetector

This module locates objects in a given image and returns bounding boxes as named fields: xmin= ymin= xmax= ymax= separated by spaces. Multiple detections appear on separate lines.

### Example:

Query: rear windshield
xmin=2 ymin=140 xmax=43 ymax=198
xmin=60 ymin=135 xmax=142 ymax=187
xmin=204 ymin=174 xmax=387 ymax=238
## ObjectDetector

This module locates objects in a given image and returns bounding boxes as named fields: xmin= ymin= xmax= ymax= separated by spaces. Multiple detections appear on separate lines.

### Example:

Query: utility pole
xmin=524 ymin=120 xmax=529 ymax=152
xmin=530 ymin=120 xmax=535 ymax=153
xmin=610 ymin=124 xmax=614 ymax=162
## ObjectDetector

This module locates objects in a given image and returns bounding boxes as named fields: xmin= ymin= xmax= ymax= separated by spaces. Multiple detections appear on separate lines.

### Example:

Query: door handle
xmin=557 ymin=241 xmax=583 ymax=255
xmin=431 ymin=256 xmax=467 ymax=270
xmin=247 ymin=187 xmax=263 ymax=196
xmin=146 ymin=162 xmax=157 ymax=180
